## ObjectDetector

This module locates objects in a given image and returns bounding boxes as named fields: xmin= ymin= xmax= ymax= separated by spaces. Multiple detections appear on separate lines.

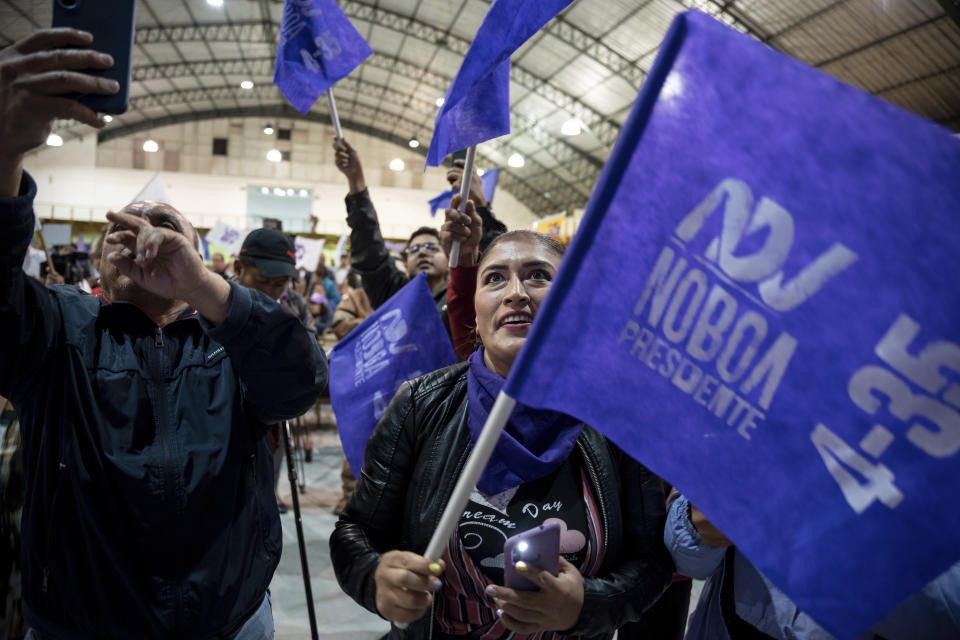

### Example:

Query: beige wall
xmin=23 ymin=118 xmax=536 ymax=239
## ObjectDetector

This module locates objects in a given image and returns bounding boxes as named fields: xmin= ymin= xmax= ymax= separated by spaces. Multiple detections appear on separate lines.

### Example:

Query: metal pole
xmin=283 ymin=419 xmax=319 ymax=640
xmin=448 ymin=145 xmax=477 ymax=268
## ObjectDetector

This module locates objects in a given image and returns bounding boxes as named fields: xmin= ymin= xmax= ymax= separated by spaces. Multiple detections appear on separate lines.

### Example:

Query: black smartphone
xmin=50 ymin=0 xmax=136 ymax=115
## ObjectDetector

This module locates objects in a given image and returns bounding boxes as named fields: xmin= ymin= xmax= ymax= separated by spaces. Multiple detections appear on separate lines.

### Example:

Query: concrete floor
xmin=271 ymin=425 xmax=389 ymax=640
xmin=269 ymin=414 xmax=700 ymax=640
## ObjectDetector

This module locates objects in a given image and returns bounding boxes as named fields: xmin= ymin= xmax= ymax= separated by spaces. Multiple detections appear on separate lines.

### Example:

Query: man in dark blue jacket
xmin=0 ymin=29 xmax=328 ymax=639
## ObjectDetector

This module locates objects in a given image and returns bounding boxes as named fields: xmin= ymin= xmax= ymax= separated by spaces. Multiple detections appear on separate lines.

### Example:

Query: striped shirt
xmin=435 ymin=463 xmax=606 ymax=639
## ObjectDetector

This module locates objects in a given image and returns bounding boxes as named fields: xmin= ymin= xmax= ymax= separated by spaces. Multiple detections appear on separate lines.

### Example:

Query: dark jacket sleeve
xmin=570 ymin=443 xmax=674 ymax=636
xmin=476 ymin=204 xmax=507 ymax=253
xmin=200 ymin=281 xmax=328 ymax=423
xmin=345 ymin=188 xmax=409 ymax=309
xmin=0 ymin=172 xmax=62 ymax=404
xmin=329 ymin=380 xmax=420 ymax=617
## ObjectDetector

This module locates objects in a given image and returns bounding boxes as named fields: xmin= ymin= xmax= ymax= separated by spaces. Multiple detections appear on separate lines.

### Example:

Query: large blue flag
xmin=273 ymin=0 xmax=373 ymax=114
xmin=424 ymin=0 xmax=575 ymax=166
xmin=502 ymin=10 xmax=960 ymax=639
xmin=330 ymin=273 xmax=457 ymax=475
xmin=428 ymin=168 xmax=500 ymax=216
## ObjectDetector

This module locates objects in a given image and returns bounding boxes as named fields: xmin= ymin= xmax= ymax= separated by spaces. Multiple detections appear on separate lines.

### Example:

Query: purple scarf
xmin=467 ymin=347 xmax=583 ymax=495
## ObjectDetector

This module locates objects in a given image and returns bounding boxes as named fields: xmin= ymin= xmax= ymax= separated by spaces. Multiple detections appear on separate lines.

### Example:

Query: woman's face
xmin=475 ymin=236 xmax=560 ymax=377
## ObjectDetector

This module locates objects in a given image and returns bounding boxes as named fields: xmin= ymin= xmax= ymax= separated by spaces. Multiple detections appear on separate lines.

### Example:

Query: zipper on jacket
xmin=152 ymin=325 xmax=183 ymax=627
xmin=578 ymin=439 xmax=610 ymax=555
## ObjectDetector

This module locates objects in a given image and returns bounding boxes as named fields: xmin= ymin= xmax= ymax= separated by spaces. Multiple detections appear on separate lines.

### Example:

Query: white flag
xmin=294 ymin=236 xmax=325 ymax=272
xmin=131 ymin=173 xmax=173 ymax=206
xmin=205 ymin=220 xmax=248 ymax=256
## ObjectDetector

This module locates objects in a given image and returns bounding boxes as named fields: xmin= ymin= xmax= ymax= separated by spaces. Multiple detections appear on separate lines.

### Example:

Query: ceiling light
xmin=560 ymin=118 xmax=581 ymax=136
xmin=260 ymin=187 xmax=269 ymax=195
xmin=143 ymin=139 xmax=159 ymax=153
xmin=240 ymin=80 xmax=254 ymax=90
xmin=435 ymin=97 xmax=445 ymax=108
xmin=102 ymin=115 xmax=113 ymax=123
xmin=389 ymin=158 xmax=405 ymax=171
xmin=46 ymin=133 xmax=64 ymax=147
xmin=298 ymin=189 xmax=309 ymax=197
xmin=477 ymin=168 xmax=485 ymax=176
xmin=286 ymin=188 xmax=295 ymax=196
xmin=507 ymin=153 xmax=524 ymax=168
xmin=266 ymin=149 xmax=282 ymax=162
xmin=206 ymin=0 xmax=223 ymax=7
xmin=408 ymin=139 xmax=420 ymax=148
xmin=263 ymin=125 xmax=274 ymax=135
xmin=273 ymin=187 xmax=285 ymax=196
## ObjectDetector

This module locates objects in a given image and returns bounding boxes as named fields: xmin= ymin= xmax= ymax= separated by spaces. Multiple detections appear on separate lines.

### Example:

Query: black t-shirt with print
xmin=458 ymin=457 xmax=588 ymax=585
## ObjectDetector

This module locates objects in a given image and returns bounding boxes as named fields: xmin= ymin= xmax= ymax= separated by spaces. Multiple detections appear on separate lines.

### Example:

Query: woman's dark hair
xmin=477 ymin=230 xmax=566 ymax=268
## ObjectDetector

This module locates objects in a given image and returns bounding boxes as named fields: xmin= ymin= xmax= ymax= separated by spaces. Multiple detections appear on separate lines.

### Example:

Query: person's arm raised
xmin=0 ymin=28 xmax=117 ymax=196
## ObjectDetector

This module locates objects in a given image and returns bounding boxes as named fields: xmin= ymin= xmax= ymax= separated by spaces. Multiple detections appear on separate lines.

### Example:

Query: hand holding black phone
xmin=50 ymin=0 xmax=136 ymax=114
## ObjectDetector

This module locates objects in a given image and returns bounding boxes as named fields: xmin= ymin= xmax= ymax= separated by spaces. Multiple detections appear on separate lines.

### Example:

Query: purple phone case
xmin=503 ymin=521 xmax=561 ymax=591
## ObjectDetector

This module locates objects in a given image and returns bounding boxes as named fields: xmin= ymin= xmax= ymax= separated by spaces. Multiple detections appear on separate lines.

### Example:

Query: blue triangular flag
xmin=503 ymin=10 xmax=960 ymax=640
xmin=330 ymin=273 xmax=457 ymax=474
xmin=427 ymin=168 xmax=502 ymax=217
xmin=424 ymin=0 xmax=575 ymax=166
xmin=273 ymin=0 xmax=373 ymax=114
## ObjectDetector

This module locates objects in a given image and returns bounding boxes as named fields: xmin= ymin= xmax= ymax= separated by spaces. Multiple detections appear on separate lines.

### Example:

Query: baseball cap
xmin=239 ymin=228 xmax=298 ymax=279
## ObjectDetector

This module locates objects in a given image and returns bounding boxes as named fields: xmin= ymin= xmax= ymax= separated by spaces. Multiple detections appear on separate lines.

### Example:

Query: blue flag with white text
xmin=330 ymin=273 xmax=457 ymax=475
xmin=428 ymin=168 xmax=501 ymax=216
xmin=503 ymin=11 xmax=960 ymax=639
xmin=424 ymin=0 xmax=575 ymax=166
xmin=273 ymin=0 xmax=373 ymax=114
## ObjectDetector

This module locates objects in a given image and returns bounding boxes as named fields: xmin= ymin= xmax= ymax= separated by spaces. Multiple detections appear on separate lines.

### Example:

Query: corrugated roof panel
xmin=516 ymin=33 xmax=581 ymax=78
xmin=579 ymin=74 xmax=638 ymax=116
xmin=563 ymin=0 xmax=643 ymax=39
xmin=447 ymin=0 xmax=490 ymax=42
xmin=604 ymin=3 xmax=677 ymax=62
xmin=550 ymin=55 xmax=613 ymax=99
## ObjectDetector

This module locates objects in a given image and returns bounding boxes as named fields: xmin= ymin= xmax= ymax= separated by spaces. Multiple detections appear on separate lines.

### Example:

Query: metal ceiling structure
xmin=2 ymin=0 xmax=958 ymax=217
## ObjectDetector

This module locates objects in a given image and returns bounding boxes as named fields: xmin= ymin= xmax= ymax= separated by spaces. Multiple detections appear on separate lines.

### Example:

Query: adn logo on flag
xmin=499 ymin=10 xmax=960 ymax=639
xmin=273 ymin=0 xmax=373 ymax=114
xmin=330 ymin=274 xmax=457 ymax=475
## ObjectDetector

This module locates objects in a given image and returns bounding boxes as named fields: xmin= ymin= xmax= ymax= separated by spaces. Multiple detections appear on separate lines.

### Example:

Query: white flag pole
xmin=394 ymin=390 xmax=516 ymax=630
xmin=448 ymin=145 xmax=477 ymax=268
xmin=327 ymin=90 xmax=344 ymax=140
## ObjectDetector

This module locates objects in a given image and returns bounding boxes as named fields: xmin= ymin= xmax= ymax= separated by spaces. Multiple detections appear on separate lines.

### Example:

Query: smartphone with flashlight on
xmin=503 ymin=521 xmax=561 ymax=591
xmin=51 ymin=0 xmax=136 ymax=114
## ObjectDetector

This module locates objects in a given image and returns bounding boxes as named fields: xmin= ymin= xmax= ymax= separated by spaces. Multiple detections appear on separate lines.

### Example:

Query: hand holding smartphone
xmin=50 ymin=0 xmax=136 ymax=114
xmin=503 ymin=521 xmax=561 ymax=591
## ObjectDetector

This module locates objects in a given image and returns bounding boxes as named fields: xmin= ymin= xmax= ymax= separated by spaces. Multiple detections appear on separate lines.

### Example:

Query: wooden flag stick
xmin=35 ymin=226 xmax=59 ymax=279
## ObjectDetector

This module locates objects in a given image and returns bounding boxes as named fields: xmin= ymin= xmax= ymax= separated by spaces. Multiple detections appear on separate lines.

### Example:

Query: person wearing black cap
xmin=233 ymin=228 xmax=319 ymax=514
xmin=234 ymin=228 xmax=300 ymax=302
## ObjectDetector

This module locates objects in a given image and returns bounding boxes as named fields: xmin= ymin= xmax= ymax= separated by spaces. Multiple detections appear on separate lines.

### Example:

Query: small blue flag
xmin=424 ymin=0 xmax=575 ymax=166
xmin=503 ymin=10 xmax=960 ymax=639
xmin=330 ymin=273 xmax=457 ymax=475
xmin=427 ymin=168 xmax=501 ymax=217
xmin=273 ymin=0 xmax=373 ymax=114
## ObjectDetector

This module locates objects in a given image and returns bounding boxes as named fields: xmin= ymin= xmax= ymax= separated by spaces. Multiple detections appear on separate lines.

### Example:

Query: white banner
xmin=205 ymin=221 xmax=248 ymax=256
xmin=295 ymin=236 xmax=325 ymax=272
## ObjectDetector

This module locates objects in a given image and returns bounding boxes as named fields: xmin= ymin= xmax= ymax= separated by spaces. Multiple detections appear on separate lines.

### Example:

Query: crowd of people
xmin=1 ymin=26 xmax=958 ymax=640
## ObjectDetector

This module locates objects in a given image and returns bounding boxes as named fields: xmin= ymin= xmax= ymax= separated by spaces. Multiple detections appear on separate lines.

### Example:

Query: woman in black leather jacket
xmin=330 ymin=226 xmax=673 ymax=639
